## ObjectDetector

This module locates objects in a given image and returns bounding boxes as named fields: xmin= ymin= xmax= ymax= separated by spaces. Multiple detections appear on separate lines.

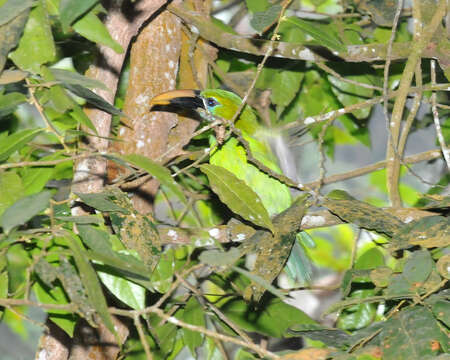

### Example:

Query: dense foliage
xmin=0 ymin=0 xmax=449 ymax=359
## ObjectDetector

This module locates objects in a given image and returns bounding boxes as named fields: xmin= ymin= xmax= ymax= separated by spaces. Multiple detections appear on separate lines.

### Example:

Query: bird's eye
xmin=206 ymin=97 xmax=218 ymax=108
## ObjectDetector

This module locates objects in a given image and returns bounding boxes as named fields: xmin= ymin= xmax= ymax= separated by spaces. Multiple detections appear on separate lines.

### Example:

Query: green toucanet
xmin=150 ymin=89 xmax=312 ymax=288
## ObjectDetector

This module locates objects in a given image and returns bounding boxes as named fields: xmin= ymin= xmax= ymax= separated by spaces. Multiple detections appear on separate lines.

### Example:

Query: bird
xmin=150 ymin=89 xmax=312 ymax=289
xmin=149 ymin=89 xmax=292 ymax=215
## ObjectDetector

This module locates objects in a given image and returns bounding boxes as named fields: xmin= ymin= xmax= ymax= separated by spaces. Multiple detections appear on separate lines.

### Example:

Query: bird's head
xmin=149 ymin=89 xmax=257 ymax=131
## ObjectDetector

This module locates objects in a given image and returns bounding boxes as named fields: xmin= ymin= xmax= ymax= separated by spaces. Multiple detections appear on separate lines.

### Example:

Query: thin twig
xmin=281 ymin=83 xmax=450 ymax=130
xmin=229 ymin=0 xmax=293 ymax=125
xmin=176 ymin=274 xmax=254 ymax=346
xmin=25 ymin=78 xmax=69 ymax=152
xmin=134 ymin=314 xmax=153 ymax=360
xmin=430 ymin=59 xmax=450 ymax=169
xmin=0 ymin=152 xmax=98 ymax=170
xmin=304 ymin=149 xmax=441 ymax=188
xmin=316 ymin=61 xmax=383 ymax=91
xmin=0 ymin=298 xmax=77 ymax=312
xmin=111 ymin=306 xmax=281 ymax=359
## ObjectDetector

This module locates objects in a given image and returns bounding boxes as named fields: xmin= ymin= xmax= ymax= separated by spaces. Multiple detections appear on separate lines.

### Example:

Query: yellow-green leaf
xmin=200 ymin=164 xmax=274 ymax=233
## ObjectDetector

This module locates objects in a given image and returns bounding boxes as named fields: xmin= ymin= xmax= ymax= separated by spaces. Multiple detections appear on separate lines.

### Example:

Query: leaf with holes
xmin=380 ymin=307 xmax=446 ymax=360
xmin=323 ymin=190 xmax=404 ymax=237
xmin=392 ymin=216 xmax=450 ymax=250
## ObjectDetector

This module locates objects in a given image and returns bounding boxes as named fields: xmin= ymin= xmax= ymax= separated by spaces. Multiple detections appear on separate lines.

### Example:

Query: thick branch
xmin=168 ymin=3 xmax=449 ymax=64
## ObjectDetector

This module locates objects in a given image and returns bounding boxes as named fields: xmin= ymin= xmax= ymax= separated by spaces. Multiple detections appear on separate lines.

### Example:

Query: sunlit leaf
xmin=200 ymin=164 xmax=274 ymax=233
xmin=97 ymin=261 xmax=146 ymax=310
xmin=0 ymin=171 xmax=24 ymax=217
xmin=9 ymin=1 xmax=56 ymax=73
xmin=59 ymin=0 xmax=98 ymax=30
xmin=73 ymin=9 xmax=123 ymax=53
xmin=0 ymin=128 xmax=44 ymax=162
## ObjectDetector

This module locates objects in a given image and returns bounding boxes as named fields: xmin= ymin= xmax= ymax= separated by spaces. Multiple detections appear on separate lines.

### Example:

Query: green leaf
xmin=33 ymin=279 xmax=77 ymax=336
xmin=199 ymin=248 xmax=241 ymax=267
xmin=271 ymin=69 xmax=304 ymax=110
xmin=403 ymin=250 xmax=433 ymax=284
xmin=77 ymin=224 xmax=151 ymax=279
xmin=9 ymin=1 xmax=56 ymax=73
xmin=0 ymin=190 xmax=52 ymax=233
xmin=337 ymin=289 xmax=376 ymax=330
xmin=181 ymin=297 xmax=205 ymax=355
xmin=0 ymin=171 xmax=24 ymax=217
xmin=122 ymin=154 xmax=187 ymax=204
xmin=0 ymin=271 xmax=7 ymax=316
xmin=97 ymin=261 xmax=146 ymax=310
xmin=432 ymin=300 xmax=450 ymax=327
xmin=200 ymin=164 xmax=274 ymax=233
xmin=323 ymin=190 xmax=404 ymax=237
xmin=328 ymin=71 xmax=375 ymax=120
xmin=220 ymin=297 xmax=316 ymax=338
xmin=21 ymin=154 xmax=60 ymax=195
xmin=0 ymin=128 xmax=44 ymax=162
xmin=210 ymin=136 xmax=291 ymax=217
xmin=354 ymin=248 xmax=385 ymax=270
xmin=70 ymin=104 xmax=98 ymax=134
xmin=282 ymin=17 xmax=346 ymax=52
xmin=285 ymin=239 xmax=313 ymax=285
xmin=65 ymin=233 xmax=117 ymax=339
xmin=232 ymin=266 xmax=286 ymax=300
xmin=0 ymin=6 xmax=29 ymax=72
xmin=75 ymin=192 xmax=129 ymax=213
xmin=73 ymin=9 xmax=123 ymax=53
xmin=50 ymin=68 xmax=107 ymax=90
xmin=380 ymin=307 xmax=445 ymax=360
xmin=250 ymin=4 xmax=281 ymax=34
xmin=150 ymin=249 xmax=175 ymax=293
xmin=245 ymin=0 xmax=269 ymax=13
xmin=63 ymin=83 xmax=124 ymax=116
xmin=392 ymin=216 xmax=450 ymax=250
xmin=0 ymin=0 xmax=34 ymax=26
xmin=59 ymin=0 xmax=98 ymax=31
xmin=77 ymin=225 xmax=113 ymax=254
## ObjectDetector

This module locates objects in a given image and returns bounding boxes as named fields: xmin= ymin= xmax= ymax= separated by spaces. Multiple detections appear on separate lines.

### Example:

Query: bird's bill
xmin=149 ymin=89 xmax=204 ymax=109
